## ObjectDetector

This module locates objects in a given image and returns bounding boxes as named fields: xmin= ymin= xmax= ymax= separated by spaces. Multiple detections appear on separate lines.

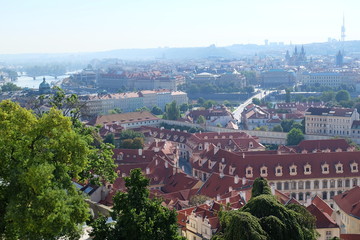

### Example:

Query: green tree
xmin=197 ymin=97 xmax=205 ymax=106
xmin=251 ymin=177 xmax=272 ymax=198
xmin=1 ymin=82 xmax=21 ymax=92
xmin=104 ymin=133 xmax=115 ymax=145
xmin=135 ymin=106 xmax=150 ymax=112
xmin=0 ymin=100 xmax=116 ymax=239
xmin=164 ymin=101 xmax=181 ymax=120
xmin=335 ymin=90 xmax=350 ymax=102
xmin=287 ymin=128 xmax=304 ymax=145
xmin=214 ymin=177 xmax=318 ymax=240
xmin=320 ymin=91 xmax=335 ymax=102
xmin=119 ymin=130 xmax=145 ymax=140
xmin=223 ymin=100 xmax=231 ymax=107
xmin=281 ymin=119 xmax=295 ymax=132
xmin=204 ymin=100 xmax=216 ymax=109
xmin=91 ymin=169 xmax=184 ymax=240
xmin=252 ymin=98 xmax=261 ymax=105
xmin=151 ymin=106 xmax=163 ymax=115
xmin=196 ymin=115 xmax=206 ymax=125
xmin=108 ymin=108 xmax=122 ymax=114
xmin=179 ymin=103 xmax=189 ymax=112
xmin=272 ymin=125 xmax=283 ymax=132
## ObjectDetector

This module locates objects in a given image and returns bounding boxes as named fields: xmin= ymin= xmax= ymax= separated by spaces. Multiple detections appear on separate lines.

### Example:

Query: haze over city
xmin=1 ymin=0 xmax=359 ymax=54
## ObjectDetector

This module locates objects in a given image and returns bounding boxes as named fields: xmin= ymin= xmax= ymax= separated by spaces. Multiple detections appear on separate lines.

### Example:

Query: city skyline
xmin=0 ymin=0 xmax=359 ymax=54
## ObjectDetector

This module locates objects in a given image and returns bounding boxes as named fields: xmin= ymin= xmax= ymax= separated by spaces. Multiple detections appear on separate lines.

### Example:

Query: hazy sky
xmin=0 ymin=0 xmax=358 ymax=54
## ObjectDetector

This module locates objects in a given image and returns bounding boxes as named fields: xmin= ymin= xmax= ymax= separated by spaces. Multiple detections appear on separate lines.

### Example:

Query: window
xmin=275 ymin=166 xmax=283 ymax=176
xmin=291 ymin=181 xmax=297 ymax=190
xmin=289 ymin=165 xmax=297 ymax=176
xmin=338 ymin=179 xmax=343 ymax=188
xmin=305 ymin=181 xmax=311 ymax=189
xmin=299 ymin=192 xmax=304 ymax=201
xmin=345 ymin=179 xmax=350 ymax=187
xmin=326 ymin=230 xmax=332 ymax=240
xmin=323 ymin=180 xmax=328 ymax=188
xmin=351 ymin=162 xmax=359 ymax=173
xmin=277 ymin=182 xmax=282 ymax=190
xmin=304 ymin=163 xmax=311 ymax=175
xmin=284 ymin=182 xmax=289 ymax=190
xmin=330 ymin=191 xmax=335 ymax=199
xmin=314 ymin=180 xmax=319 ymax=189
xmin=260 ymin=166 xmax=268 ymax=177
xmin=353 ymin=178 xmax=358 ymax=187
xmin=322 ymin=191 xmax=328 ymax=200
xmin=246 ymin=167 xmax=253 ymax=178
xmin=330 ymin=179 xmax=335 ymax=188
xmin=298 ymin=181 xmax=304 ymax=190
xmin=335 ymin=163 xmax=343 ymax=173
xmin=322 ymin=163 xmax=329 ymax=174
xmin=291 ymin=192 xmax=296 ymax=199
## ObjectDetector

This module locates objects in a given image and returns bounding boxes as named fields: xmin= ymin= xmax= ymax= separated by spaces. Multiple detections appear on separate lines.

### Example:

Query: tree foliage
xmin=287 ymin=128 xmax=304 ymax=146
xmin=196 ymin=115 xmax=206 ymax=124
xmin=214 ymin=177 xmax=318 ymax=240
xmin=272 ymin=125 xmax=283 ymax=132
xmin=252 ymin=98 xmax=261 ymax=105
xmin=91 ymin=169 xmax=184 ymax=240
xmin=0 ymin=100 xmax=116 ymax=239
xmin=335 ymin=90 xmax=350 ymax=102
xmin=163 ymin=101 xmax=181 ymax=120
xmin=1 ymin=82 xmax=21 ymax=92
xmin=151 ymin=106 xmax=163 ymax=115
xmin=251 ymin=177 xmax=272 ymax=198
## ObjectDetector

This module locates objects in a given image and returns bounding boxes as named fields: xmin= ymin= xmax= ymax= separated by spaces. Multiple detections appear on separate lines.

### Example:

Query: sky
xmin=0 ymin=0 xmax=359 ymax=54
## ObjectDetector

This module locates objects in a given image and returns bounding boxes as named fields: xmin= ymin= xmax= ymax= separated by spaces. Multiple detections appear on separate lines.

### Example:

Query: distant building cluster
xmin=79 ymin=89 xmax=188 ymax=116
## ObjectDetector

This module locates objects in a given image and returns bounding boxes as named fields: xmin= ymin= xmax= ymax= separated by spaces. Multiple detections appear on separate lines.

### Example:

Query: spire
xmin=341 ymin=14 xmax=346 ymax=42
xmin=301 ymin=45 xmax=305 ymax=54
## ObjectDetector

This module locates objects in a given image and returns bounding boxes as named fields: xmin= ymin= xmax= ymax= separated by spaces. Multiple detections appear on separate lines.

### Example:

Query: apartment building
xmin=298 ymin=72 xmax=360 ymax=88
xmin=305 ymin=107 xmax=359 ymax=136
xmin=80 ymin=90 xmax=188 ymax=116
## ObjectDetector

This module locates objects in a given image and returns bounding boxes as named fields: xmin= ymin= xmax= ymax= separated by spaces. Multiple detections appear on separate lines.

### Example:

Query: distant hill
xmin=1 ymin=41 xmax=360 ymax=65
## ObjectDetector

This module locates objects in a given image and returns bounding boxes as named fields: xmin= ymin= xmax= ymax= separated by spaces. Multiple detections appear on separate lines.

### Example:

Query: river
xmin=13 ymin=74 xmax=69 ymax=89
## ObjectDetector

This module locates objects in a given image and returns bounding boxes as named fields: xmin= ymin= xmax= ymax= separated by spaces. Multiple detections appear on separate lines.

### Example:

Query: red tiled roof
xmin=296 ymin=139 xmax=352 ymax=153
xmin=340 ymin=234 xmax=360 ymax=240
xmin=311 ymin=195 xmax=333 ymax=216
xmin=307 ymin=204 xmax=338 ymax=229
xmin=333 ymin=186 xmax=360 ymax=219
xmin=193 ymin=149 xmax=360 ymax=181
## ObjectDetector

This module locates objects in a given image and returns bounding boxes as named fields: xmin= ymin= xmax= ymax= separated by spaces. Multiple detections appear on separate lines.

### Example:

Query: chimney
xmin=239 ymin=191 xmax=246 ymax=203
xmin=146 ymin=167 xmax=150 ymax=175
xmin=306 ymin=195 xmax=312 ymax=206
xmin=242 ymin=153 xmax=245 ymax=159
xmin=214 ymin=146 xmax=219 ymax=154
xmin=173 ymin=167 xmax=176 ymax=175
xmin=155 ymin=159 xmax=158 ymax=166
xmin=229 ymin=186 xmax=233 ymax=192
xmin=270 ymin=184 xmax=275 ymax=195
xmin=220 ymin=172 xmax=224 ymax=178
xmin=242 ymin=177 xmax=246 ymax=185
xmin=182 ymin=166 xmax=185 ymax=171
xmin=138 ymin=149 xmax=143 ymax=156
xmin=216 ymin=194 xmax=220 ymax=201
xmin=226 ymin=197 xmax=230 ymax=203
xmin=234 ymin=175 xmax=239 ymax=184
xmin=165 ymin=161 xmax=168 ymax=168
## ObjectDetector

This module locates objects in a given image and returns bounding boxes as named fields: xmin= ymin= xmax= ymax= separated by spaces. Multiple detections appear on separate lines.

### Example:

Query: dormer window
xmin=335 ymin=162 xmax=343 ymax=173
xmin=198 ymin=144 xmax=203 ymax=150
xmin=322 ymin=163 xmax=329 ymax=174
xmin=289 ymin=164 xmax=297 ymax=176
xmin=204 ymin=136 xmax=208 ymax=139
xmin=260 ymin=166 xmax=268 ymax=177
xmin=219 ymin=163 xmax=225 ymax=173
xmin=245 ymin=166 xmax=253 ymax=178
xmin=117 ymin=153 xmax=123 ymax=160
xmin=275 ymin=165 xmax=283 ymax=177
xmin=304 ymin=163 xmax=311 ymax=175
xmin=249 ymin=141 xmax=254 ymax=148
xmin=208 ymin=160 xmax=213 ymax=169
xmin=229 ymin=166 xmax=235 ymax=175
xmin=350 ymin=162 xmax=358 ymax=173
